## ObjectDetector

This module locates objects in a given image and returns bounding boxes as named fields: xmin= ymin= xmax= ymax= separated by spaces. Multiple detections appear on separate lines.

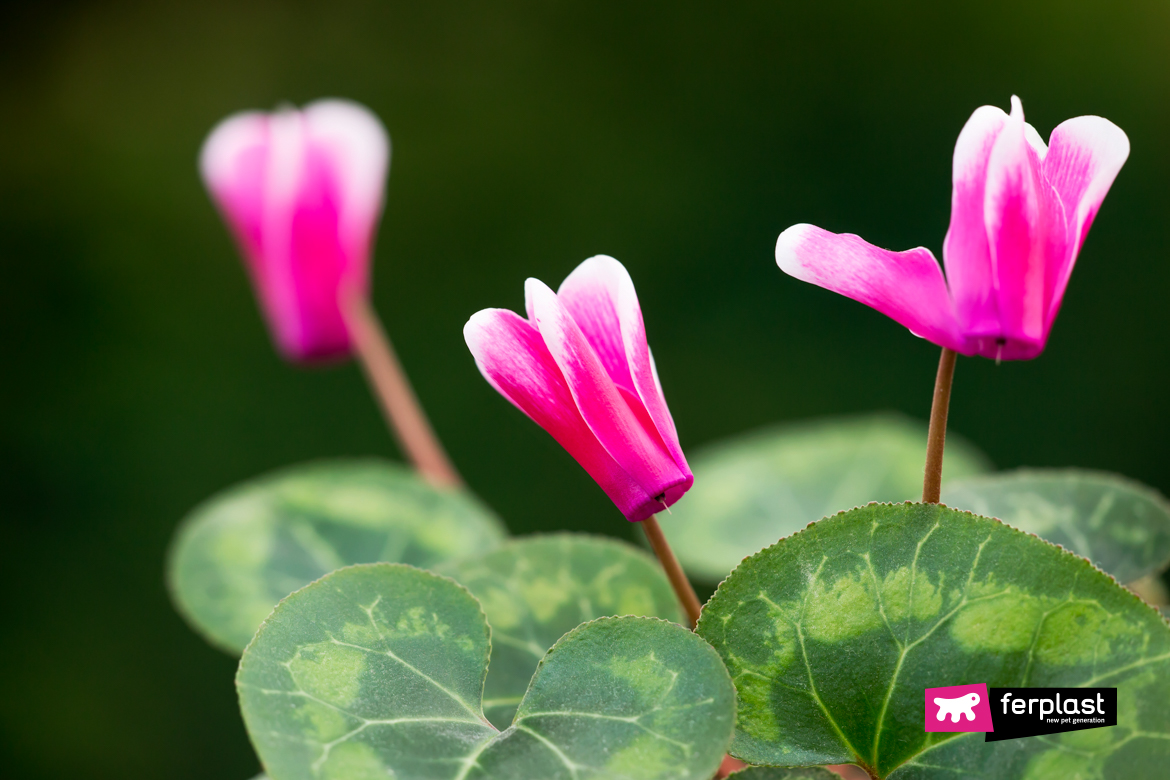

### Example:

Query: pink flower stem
xmin=714 ymin=756 xmax=747 ymax=777
xmin=829 ymin=763 xmax=877 ymax=780
xmin=640 ymin=515 xmax=703 ymax=629
xmin=341 ymin=291 xmax=463 ymax=488
xmin=922 ymin=347 xmax=958 ymax=504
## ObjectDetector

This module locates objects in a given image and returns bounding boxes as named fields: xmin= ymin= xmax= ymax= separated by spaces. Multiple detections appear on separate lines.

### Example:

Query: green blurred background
xmin=1 ymin=1 xmax=1167 ymax=777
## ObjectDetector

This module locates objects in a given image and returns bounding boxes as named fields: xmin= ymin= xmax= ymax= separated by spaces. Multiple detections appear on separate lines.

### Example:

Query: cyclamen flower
xmin=200 ymin=99 xmax=389 ymax=362
xmin=776 ymin=96 xmax=1129 ymax=360
xmin=465 ymin=256 xmax=692 ymax=522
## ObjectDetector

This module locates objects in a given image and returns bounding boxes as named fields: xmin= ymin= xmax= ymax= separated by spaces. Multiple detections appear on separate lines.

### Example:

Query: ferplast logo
xmin=924 ymin=684 xmax=994 ymax=733
xmin=924 ymin=684 xmax=1118 ymax=741
xmin=985 ymin=688 xmax=1117 ymax=742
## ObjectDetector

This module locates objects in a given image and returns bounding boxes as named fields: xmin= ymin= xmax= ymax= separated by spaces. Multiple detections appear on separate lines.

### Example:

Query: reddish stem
xmin=640 ymin=514 xmax=704 ymax=630
xmin=922 ymin=347 xmax=957 ymax=504
xmin=714 ymin=755 xmax=747 ymax=778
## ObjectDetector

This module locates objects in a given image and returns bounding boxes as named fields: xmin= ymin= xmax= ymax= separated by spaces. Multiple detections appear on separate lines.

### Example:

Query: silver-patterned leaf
xmin=238 ymin=563 xmax=736 ymax=780
xmin=698 ymin=502 xmax=1170 ymax=779
xmin=943 ymin=468 xmax=1170 ymax=584
xmin=168 ymin=459 xmax=507 ymax=653
xmin=437 ymin=533 xmax=683 ymax=727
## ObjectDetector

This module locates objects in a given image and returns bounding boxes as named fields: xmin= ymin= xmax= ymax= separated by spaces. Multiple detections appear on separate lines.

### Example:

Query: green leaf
xmin=669 ymin=414 xmax=991 ymax=582
xmin=237 ymin=563 xmax=736 ymax=780
xmin=942 ymin=468 xmax=1170 ymax=584
xmin=437 ymin=533 xmax=684 ymax=728
xmin=696 ymin=502 xmax=1170 ymax=779
xmin=168 ymin=459 xmax=507 ymax=654
xmin=727 ymin=768 xmax=841 ymax=780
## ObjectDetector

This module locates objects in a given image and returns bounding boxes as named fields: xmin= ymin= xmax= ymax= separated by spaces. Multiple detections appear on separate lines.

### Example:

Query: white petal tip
xmin=198 ymin=110 xmax=267 ymax=188
xmin=463 ymin=308 xmax=518 ymax=354
xmin=463 ymin=308 xmax=492 ymax=333
xmin=775 ymin=224 xmax=815 ymax=272
xmin=561 ymin=255 xmax=630 ymax=295
xmin=582 ymin=253 xmax=621 ymax=265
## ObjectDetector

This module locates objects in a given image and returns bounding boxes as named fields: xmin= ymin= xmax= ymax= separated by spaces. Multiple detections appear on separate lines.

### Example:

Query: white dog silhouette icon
xmin=934 ymin=692 xmax=980 ymax=723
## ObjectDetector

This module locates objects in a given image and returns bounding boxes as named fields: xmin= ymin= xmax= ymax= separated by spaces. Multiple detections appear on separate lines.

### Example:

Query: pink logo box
xmin=925 ymin=683 xmax=994 ymax=733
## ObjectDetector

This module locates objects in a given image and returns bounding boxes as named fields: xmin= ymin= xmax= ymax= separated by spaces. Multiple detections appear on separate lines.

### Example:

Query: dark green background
xmin=1 ymin=2 xmax=1167 ymax=778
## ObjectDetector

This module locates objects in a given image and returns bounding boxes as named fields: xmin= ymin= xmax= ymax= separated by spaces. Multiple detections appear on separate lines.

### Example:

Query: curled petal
xmin=981 ymin=96 xmax=1068 ymax=357
xmin=557 ymin=257 xmax=637 ymax=392
xmin=557 ymin=256 xmax=689 ymax=477
xmin=1042 ymin=115 xmax=1130 ymax=328
xmin=943 ymin=104 xmax=1007 ymax=335
xmin=776 ymin=224 xmax=966 ymax=353
xmin=199 ymin=111 xmax=271 ymax=286
xmin=464 ymin=308 xmax=672 ymax=521
xmin=301 ymin=100 xmax=390 ymax=296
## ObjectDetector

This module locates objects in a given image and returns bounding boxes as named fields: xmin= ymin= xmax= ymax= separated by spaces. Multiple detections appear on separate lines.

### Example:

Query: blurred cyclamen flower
xmin=465 ymin=256 xmax=693 ymax=522
xmin=776 ymin=96 xmax=1129 ymax=360
xmin=200 ymin=99 xmax=389 ymax=362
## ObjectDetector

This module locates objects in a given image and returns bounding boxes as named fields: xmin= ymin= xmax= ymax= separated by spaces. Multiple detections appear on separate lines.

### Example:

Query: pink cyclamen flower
xmin=464 ymin=256 xmax=692 ymax=522
xmin=200 ymin=99 xmax=389 ymax=362
xmin=776 ymin=96 xmax=1129 ymax=360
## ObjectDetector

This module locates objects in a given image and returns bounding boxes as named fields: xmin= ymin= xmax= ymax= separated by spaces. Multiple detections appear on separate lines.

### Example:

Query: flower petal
xmin=527 ymin=278 xmax=690 ymax=517
xmin=302 ymin=99 xmax=390 ymax=294
xmin=271 ymin=110 xmax=352 ymax=360
xmin=776 ymin=224 xmax=966 ymax=352
xmin=463 ymin=308 xmax=659 ymax=521
xmin=201 ymin=111 xmax=309 ymax=357
xmin=556 ymin=256 xmax=689 ymax=479
xmin=1041 ymin=115 xmax=1130 ymax=328
xmin=942 ymin=104 xmax=1008 ymax=335
xmin=556 ymin=256 xmax=637 ymax=392
xmin=981 ymin=96 xmax=1068 ymax=357
xmin=199 ymin=111 xmax=270 ymax=271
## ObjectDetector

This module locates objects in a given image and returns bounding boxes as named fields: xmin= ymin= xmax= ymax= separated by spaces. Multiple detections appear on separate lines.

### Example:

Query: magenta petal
xmin=464 ymin=309 xmax=665 ymax=521
xmin=273 ymin=110 xmax=353 ymax=360
xmin=199 ymin=111 xmax=269 ymax=253
xmin=200 ymin=112 xmax=283 ymax=331
xmin=557 ymin=257 xmax=638 ymax=393
xmin=981 ymin=96 xmax=1068 ymax=357
xmin=527 ymin=279 xmax=691 ymax=518
xmin=557 ymin=256 xmax=689 ymax=479
xmin=301 ymin=100 xmax=389 ymax=300
xmin=1041 ymin=115 xmax=1130 ymax=330
xmin=776 ymin=224 xmax=966 ymax=352
xmin=943 ymin=104 xmax=1008 ymax=336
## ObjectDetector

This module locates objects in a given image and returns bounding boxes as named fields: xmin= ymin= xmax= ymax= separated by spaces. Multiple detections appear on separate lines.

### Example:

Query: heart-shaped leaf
xmin=697 ymin=502 xmax=1170 ymax=779
xmin=437 ymin=533 xmax=684 ymax=727
xmin=168 ymin=459 xmax=507 ymax=653
xmin=237 ymin=563 xmax=735 ymax=780
xmin=942 ymin=468 xmax=1170 ymax=584
xmin=728 ymin=769 xmax=841 ymax=780
xmin=668 ymin=415 xmax=990 ymax=582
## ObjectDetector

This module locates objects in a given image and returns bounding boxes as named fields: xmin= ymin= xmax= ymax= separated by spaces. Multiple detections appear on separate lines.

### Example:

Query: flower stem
xmin=922 ymin=347 xmax=958 ymax=504
xmin=640 ymin=514 xmax=703 ymax=629
xmin=714 ymin=756 xmax=747 ymax=778
xmin=341 ymin=291 xmax=463 ymax=488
